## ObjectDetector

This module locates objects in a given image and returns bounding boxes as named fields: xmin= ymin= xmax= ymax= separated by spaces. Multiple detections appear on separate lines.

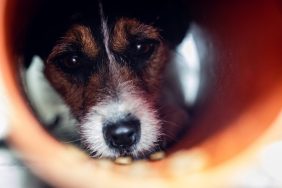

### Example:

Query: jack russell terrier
xmin=24 ymin=0 xmax=190 ymax=159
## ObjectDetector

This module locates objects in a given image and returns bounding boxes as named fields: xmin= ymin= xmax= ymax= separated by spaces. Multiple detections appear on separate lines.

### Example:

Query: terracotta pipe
xmin=1 ymin=0 xmax=282 ymax=187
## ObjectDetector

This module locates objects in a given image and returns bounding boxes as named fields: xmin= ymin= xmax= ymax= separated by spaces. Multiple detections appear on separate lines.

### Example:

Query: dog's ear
xmin=23 ymin=0 xmax=100 ymax=68
xmin=154 ymin=0 xmax=191 ymax=48
xmin=23 ymin=1 xmax=67 ymax=68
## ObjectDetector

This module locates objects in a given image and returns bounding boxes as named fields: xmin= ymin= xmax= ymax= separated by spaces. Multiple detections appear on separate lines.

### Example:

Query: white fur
xmin=99 ymin=3 xmax=116 ymax=66
xmin=81 ymin=82 xmax=161 ymax=158
xmin=99 ymin=3 xmax=123 ymax=87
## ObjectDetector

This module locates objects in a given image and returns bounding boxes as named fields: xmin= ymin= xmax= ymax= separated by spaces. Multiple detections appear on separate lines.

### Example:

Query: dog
xmin=24 ymin=0 xmax=190 ymax=159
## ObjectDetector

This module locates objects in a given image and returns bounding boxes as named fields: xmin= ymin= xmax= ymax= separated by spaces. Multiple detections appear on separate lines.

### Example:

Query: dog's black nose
xmin=103 ymin=117 xmax=140 ymax=149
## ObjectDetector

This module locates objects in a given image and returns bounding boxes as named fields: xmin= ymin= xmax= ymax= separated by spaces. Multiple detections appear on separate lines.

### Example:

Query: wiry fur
xmin=81 ymin=81 xmax=161 ymax=158
xmin=35 ymin=2 xmax=189 ymax=159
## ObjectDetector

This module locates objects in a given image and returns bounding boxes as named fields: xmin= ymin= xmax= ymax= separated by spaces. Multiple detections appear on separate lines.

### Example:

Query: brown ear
xmin=23 ymin=0 xmax=100 ymax=68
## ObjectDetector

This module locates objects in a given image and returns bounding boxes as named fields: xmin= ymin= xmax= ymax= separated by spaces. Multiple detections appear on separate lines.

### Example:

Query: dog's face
xmin=44 ymin=14 xmax=170 ymax=158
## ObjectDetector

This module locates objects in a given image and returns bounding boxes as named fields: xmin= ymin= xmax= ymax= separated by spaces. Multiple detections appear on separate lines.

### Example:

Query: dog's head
xmin=25 ymin=0 xmax=189 ymax=158
xmin=45 ymin=18 xmax=168 ymax=158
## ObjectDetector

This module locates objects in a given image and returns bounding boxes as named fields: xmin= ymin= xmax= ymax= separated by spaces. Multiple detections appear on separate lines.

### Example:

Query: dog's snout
xmin=103 ymin=117 xmax=141 ymax=149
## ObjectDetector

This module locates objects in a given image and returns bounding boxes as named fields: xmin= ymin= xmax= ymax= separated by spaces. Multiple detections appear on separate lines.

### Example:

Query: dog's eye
xmin=135 ymin=43 xmax=152 ymax=55
xmin=61 ymin=55 xmax=81 ymax=69
xmin=130 ymin=40 xmax=158 ymax=59
xmin=51 ymin=52 xmax=96 ymax=83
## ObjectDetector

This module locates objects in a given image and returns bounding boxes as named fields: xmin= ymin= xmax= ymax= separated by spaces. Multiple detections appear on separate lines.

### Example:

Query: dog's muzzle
xmin=103 ymin=115 xmax=141 ymax=151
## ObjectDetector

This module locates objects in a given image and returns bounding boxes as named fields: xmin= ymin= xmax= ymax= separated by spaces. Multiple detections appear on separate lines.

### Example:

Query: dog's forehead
xmin=62 ymin=18 xmax=159 ymax=55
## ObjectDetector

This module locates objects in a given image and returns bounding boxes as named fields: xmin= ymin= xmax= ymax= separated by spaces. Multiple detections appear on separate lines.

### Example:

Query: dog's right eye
xmin=52 ymin=53 xmax=96 ymax=83
xmin=59 ymin=54 xmax=82 ymax=70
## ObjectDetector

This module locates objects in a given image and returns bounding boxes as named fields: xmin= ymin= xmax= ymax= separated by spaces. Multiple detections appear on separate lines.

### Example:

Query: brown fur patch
xmin=111 ymin=18 xmax=168 ymax=100
xmin=49 ymin=25 xmax=99 ymax=60
xmin=43 ymin=64 xmax=85 ymax=118
xmin=45 ymin=26 xmax=102 ymax=119
xmin=112 ymin=18 xmax=160 ymax=53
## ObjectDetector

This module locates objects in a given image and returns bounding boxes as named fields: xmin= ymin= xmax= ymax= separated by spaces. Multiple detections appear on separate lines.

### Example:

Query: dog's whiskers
xmin=62 ymin=138 xmax=82 ymax=144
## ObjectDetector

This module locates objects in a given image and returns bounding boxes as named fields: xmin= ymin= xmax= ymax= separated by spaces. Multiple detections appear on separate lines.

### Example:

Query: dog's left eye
xmin=135 ymin=43 xmax=153 ymax=55
xmin=130 ymin=40 xmax=158 ymax=59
